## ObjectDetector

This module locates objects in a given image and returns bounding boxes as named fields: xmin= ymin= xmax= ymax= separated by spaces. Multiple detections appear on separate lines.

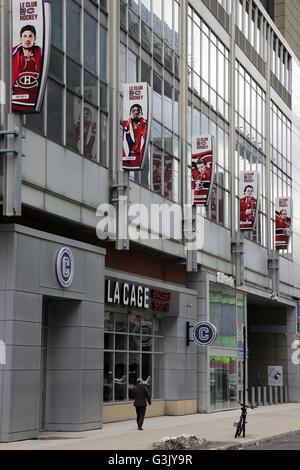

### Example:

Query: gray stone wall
xmin=0 ymin=225 xmax=105 ymax=442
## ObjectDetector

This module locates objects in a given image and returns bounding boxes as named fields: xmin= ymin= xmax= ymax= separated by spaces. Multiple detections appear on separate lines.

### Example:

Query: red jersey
xmin=12 ymin=44 xmax=42 ymax=112
xmin=192 ymin=166 xmax=212 ymax=205
xmin=122 ymin=118 xmax=148 ymax=169
xmin=75 ymin=120 xmax=97 ymax=160
xmin=275 ymin=214 xmax=290 ymax=249
xmin=240 ymin=197 xmax=257 ymax=230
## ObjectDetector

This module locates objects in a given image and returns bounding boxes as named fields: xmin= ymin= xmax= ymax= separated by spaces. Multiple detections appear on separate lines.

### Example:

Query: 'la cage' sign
xmin=106 ymin=279 xmax=172 ymax=313
xmin=12 ymin=0 xmax=51 ymax=113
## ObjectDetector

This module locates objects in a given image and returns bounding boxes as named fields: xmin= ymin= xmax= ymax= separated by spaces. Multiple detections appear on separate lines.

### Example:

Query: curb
xmin=210 ymin=429 xmax=300 ymax=450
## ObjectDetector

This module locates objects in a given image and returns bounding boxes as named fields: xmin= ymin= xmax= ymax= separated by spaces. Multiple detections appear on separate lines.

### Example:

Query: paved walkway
xmin=1 ymin=403 xmax=300 ymax=450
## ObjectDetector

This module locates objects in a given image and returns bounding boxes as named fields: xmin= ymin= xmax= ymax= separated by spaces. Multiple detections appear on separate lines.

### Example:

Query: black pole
xmin=243 ymin=324 xmax=246 ymax=437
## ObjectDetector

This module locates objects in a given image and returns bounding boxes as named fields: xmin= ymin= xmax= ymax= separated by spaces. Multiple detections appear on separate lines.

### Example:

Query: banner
xmin=122 ymin=82 xmax=151 ymax=170
xmin=191 ymin=135 xmax=214 ymax=206
xmin=239 ymin=171 xmax=259 ymax=231
xmin=12 ymin=0 xmax=51 ymax=113
xmin=275 ymin=197 xmax=292 ymax=250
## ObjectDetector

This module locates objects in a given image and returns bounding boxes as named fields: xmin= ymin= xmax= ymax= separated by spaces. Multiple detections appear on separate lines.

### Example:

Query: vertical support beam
xmin=229 ymin=0 xmax=237 ymax=241
xmin=2 ymin=113 xmax=22 ymax=216
xmin=268 ymin=250 xmax=280 ymax=296
xmin=115 ymin=171 xmax=129 ymax=251
xmin=186 ymin=205 xmax=198 ymax=272
xmin=232 ymin=231 xmax=245 ymax=286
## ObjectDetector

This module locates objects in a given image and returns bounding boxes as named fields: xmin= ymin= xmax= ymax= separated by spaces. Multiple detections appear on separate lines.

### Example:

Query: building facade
xmin=0 ymin=0 xmax=300 ymax=442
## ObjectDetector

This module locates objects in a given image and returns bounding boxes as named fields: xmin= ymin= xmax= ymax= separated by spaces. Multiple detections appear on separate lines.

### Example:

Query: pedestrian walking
xmin=132 ymin=377 xmax=151 ymax=430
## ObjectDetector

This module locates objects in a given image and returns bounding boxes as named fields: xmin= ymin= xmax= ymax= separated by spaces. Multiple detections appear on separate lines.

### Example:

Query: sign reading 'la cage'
xmin=106 ymin=279 xmax=172 ymax=313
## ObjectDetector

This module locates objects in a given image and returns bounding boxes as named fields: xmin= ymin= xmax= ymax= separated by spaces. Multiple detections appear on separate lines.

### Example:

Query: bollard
xmin=274 ymin=386 xmax=278 ymax=404
xmin=279 ymin=386 xmax=283 ymax=404
xmin=256 ymin=386 xmax=261 ymax=406
xmin=268 ymin=386 xmax=273 ymax=404
xmin=262 ymin=386 xmax=267 ymax=405
xmin=284 ymin=385 xmax=288 ymax=403
xmin=250 ymin=387 xmax=255 ymax=407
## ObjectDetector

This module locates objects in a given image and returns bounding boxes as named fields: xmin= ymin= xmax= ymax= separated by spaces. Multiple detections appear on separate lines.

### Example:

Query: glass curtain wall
xmin=120 ymin=0 xmax=180 ymax=202
xmin=104 ymin=311 xmax=164 ymax=403
xmin=270 ymin=101 xmax=292 ymax=254
xmin=26 ymin=0 xmax=108 ymax=166
xmin=187 ymin=7 xmax=230 ymax=228
xmin=234 ymin=61 xmax=267 ymax=245
xmin=209 ymin=284 xmax=246 ymax=411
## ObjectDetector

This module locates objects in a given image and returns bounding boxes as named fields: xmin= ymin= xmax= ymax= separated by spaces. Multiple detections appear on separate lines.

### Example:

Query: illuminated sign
xmin=105 ymin=279 xmax=172 ymax=313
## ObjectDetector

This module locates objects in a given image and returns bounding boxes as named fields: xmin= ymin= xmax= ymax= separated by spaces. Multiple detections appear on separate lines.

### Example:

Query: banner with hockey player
xmin=122 ymin=82 xmax=151 ymax=170
xmin=12 ymin=0 xmax=51 ymax=113
xmin=275 ymin=197 xmax=292 ymax=250
xmin=239 ymin=171 xmax=259 ymax=231
xmin=191 ymin=135 xmax=214 ymax=206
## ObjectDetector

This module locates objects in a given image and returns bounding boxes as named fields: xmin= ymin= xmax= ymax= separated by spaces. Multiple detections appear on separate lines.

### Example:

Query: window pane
xmin=66 ymin=0 xmax=81 ymax=63
xmin=84 ymin=13 xmax=97 ymax=74
xmin=129 ymin=353 xmax=140 ymax=399
xmin=100 ymin=112 xmax=107 ymax=166
xmin=115 ymin=353 xmax=127 ymax=401
xmin=49 ymin=0 xmax=62 ymax=49
xmin=84 ymin=70 xmax=98 ymax=105
xmin=153 ymin=150 xmax=162 ymax=193
xmin=66 ymin=91 xmax=81 ymax=152
xmin=80 ymin=105 xmax=98 ymax=161
xmin=47 ymin=80 xmax=63 ymax=143
xmin=115 ymin=334 xmax=127 ymax=350
xmin=104 ymin=311 xmax=114 ymax=331
xmin=49 ymin=47 xmax=63 ymax=82
xmin=67 ymin=58 xmax=81 ymax=94
xmin=104 ymin=352 xmax=113 ymax=402
xmin=142 ymin=354 xmax=152 ymax=395
xmin=100 ymin=26 xmax=107 ymax=82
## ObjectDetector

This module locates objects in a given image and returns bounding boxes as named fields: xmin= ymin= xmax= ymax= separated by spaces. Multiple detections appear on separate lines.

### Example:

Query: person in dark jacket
xmin=132 ymin=377 xmax=151 ymax=430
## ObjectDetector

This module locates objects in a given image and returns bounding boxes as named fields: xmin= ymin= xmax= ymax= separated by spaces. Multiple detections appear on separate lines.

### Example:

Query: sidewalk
xmin=1 ymin=403 xmax=300 ymax=450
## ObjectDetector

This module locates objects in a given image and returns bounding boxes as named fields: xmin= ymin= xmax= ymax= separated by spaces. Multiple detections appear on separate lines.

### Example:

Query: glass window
xmin=66 ymin=0 xmax=81 ymax=63
xmin=104 ymin=311 xmax=164 ymax=402
xmin=84 ymin=13 xmax=97 ymax=74
xmin=47 ymin=80 xmax=63 ymax=143
xmin=210 ymin=356 xmax=237 ymax=411
xmin=49 ymin=0 xmax=63 ymax=49
xmin=66 ymin=91 xmax=81 ymax=152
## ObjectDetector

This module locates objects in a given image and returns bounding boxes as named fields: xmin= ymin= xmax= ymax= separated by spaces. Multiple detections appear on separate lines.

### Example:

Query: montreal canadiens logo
xmin=16 ymin=72 xmax=39 ymax=89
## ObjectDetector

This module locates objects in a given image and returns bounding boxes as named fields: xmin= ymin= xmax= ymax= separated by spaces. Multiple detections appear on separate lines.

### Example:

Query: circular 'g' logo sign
xmin=192 ymin=322 xmax=217 ymax=347
xmin=56 ymin=248 xmax=74 ymax=288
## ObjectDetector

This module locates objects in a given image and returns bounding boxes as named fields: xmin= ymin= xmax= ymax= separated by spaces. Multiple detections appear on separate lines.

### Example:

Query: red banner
xmin=122 ymin=82 xmax=151 ymax=170
xmin=239 ymin=171 xmax=259 ymax=231
xmin=191 ymin=135 xmax=214 ymax=206
xmin=275 ymin=197 xmax=292 ymax=250
xmin=12 ymin=0 xmax=51 ymax=113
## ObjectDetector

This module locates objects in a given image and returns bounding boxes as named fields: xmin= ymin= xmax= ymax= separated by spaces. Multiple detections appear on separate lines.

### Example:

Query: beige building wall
xmin=273 ymin=0 xmax=300 ymax=61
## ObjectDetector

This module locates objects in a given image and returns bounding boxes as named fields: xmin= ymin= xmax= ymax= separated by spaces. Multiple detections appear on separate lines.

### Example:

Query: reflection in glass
xmin=153 ymin=150 xmax=162 ymax=193
xmin=104 ymin=352 xmax=113 ymax=402
xmin=84 ymin=13 xmax=97 ymax=74
xmin=66 ymin=91 xmax=81 ymax=152
xmin=115 ymin=352 xmax=127 ymax=401
xmin=129 ymin=353 xmax=140 ymax=399
xmin=210 ymin=356 xmax=237 ymax=410
xmin=66 ymin=0 xmax=81 ymax=63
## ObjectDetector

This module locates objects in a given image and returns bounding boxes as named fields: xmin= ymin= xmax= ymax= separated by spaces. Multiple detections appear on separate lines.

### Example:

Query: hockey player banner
xmin=239 ymin=171 xmax=259 ymax=231
xmin=191 ymin=135 xmax=214 ymax=206
xmin=12 ymin=0 xmax=51 ymax=113
xmin=275 ymin=197 xmax=292 ymax=250
xmin=122 ymin=82 xmax=151 ymax=170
